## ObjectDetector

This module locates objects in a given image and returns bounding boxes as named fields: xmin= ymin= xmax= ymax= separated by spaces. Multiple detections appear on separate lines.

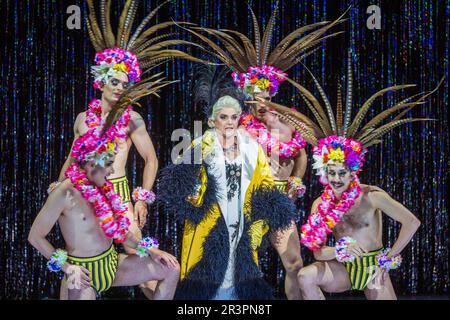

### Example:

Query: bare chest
xmin=267 ymin=122 xmax=294 ymax=143
xmin=78 ymin=115 xmax=131 ymax=154
xmin=265 ymin=123 xmax=295 ymax=178
xmin=334 ymin=198 xmax=374 ymax=234
xmin=60 ymin=189 xmax=99 ymax=230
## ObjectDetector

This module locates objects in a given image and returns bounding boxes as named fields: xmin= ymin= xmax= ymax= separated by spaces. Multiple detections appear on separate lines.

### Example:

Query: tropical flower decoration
xmin=71 ymin=99 xmax=131 ymax=167
xmin=91 ymin=48 xmax=141 ymax=89
xmin=232 ymin=65 xmax=287 ymax=97
xmin=300 ymin=177 xmax=361 ymax=250
xmin=312 ymin=135 xmax=367 ymax=185
xmin=66 ymin=163 xmax=130 ymax=243
xmin=86 ymin=1 xmax=211 ymax=91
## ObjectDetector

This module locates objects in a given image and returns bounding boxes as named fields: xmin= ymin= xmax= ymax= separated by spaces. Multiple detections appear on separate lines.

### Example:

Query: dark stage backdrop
xmin=1 ymin=0 xmax=448 ymax=299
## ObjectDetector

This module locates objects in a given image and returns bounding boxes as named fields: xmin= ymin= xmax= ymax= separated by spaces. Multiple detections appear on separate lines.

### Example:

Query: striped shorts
xmin=343 ymin=248 xmax=384 ymax=291
xmin=108 ymin=176 xmax=131 ymax=203
xmin=274 ymin=180 xmax=288 ymax=193
xmin=66 ymin=244 xmax=119 ymax=293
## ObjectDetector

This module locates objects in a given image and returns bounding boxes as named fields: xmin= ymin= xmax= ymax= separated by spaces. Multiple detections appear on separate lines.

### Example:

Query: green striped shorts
xmin=108 ymin=176 xmax=131 ymax=203
xmin=66 ymin=244 xmax=119 ymax=293
xmin=274 ymin=180 xmax=288 ymax=193
xmin=343 ymin=248 xmax=384 ymax=291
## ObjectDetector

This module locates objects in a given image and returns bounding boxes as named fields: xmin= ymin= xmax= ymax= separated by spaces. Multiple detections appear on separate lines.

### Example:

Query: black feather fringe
xmin=174 ymin=217 xmax=229 ymax=299
xmin=157 ymin=161 xmax=219 ymax=225
xmin=248 ymin=187 xmax=297 ymax=232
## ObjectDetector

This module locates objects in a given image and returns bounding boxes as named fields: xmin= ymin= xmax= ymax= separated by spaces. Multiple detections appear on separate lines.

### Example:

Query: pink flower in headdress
xmin=312 ymin=135 xmax=367 ymax=184
xmin=231 ymin=64 xmax=287 ymax=97
xmin=91 ymin=47 xmax=142 ymax=90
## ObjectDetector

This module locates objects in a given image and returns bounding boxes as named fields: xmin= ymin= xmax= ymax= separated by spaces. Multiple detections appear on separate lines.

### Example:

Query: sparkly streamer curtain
xmin=1 ymin=0 xmax=448 ymax=299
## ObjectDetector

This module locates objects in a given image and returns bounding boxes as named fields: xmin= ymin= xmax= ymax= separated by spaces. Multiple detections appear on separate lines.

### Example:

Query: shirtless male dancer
xmin=53 ymin=70 xmax=159 ymax=299
xmin=262 ymin=69 xmax=440 ymax=299
xmin=30 ymin=113 xmax=179 ymax=300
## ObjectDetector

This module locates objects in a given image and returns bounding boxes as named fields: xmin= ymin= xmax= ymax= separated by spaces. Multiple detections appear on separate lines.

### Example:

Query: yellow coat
xmin=158 ymin=130 xmax=296 ymax=299
xmin=181 ymin=132 xmax=274 ymax=280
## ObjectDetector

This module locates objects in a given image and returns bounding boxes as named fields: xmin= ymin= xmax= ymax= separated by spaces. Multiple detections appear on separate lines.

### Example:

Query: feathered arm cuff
xmin=157 ymin=161 xmax=218 ymax=225
xmin=249 ymin=187 xmax=297 ymax=232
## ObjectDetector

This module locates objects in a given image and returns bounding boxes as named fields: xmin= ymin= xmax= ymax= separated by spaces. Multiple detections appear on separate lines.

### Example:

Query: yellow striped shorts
xmin=343 ymin=248 xmax=384 ymax=291
xmin=108 ymin=176 xmax=131 ymax=203
xmin=274 ymin=180 xmax=288 ymax=193
xmin=66 ymin=245 xmax=119 ymax=293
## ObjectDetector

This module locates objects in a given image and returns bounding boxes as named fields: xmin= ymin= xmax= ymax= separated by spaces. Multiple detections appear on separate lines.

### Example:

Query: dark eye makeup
xmin=338 ymin=170 xmax=347 ymax=177
xmin=110 ymin=78 xmax=129 ymax=88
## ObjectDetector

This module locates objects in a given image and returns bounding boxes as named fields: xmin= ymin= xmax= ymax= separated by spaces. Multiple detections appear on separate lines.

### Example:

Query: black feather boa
xmin=248 ymin=187 xmax=297 ymax=232
xmin=157 ymin=161 xmax=219 ymax=225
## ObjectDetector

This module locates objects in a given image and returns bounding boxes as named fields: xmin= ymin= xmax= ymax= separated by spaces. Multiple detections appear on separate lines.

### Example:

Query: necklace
xmin=240 ymin=113 xmax=306 ymax=159
xmin=65 ymin=164 xmax=130 ymax=243
xmin=300 ymin=177 xmax=361 ymax=250
xmin=222 ymin=136 xmax=238 ymax=155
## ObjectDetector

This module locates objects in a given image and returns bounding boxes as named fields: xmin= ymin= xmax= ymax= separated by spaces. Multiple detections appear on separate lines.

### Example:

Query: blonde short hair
xmin=207 ymin=95 xmax=242 ymax=128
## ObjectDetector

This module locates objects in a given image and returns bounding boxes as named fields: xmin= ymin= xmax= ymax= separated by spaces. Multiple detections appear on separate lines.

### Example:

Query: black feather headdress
xmin=192 ymin=65 xmax=245 ymax=119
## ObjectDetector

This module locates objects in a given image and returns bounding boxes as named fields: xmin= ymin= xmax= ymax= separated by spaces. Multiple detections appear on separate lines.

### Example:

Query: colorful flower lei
xmin=47 ymin=249 xmax=68 ymax=273
xmin=240 ymin=113 xmax=306 ymax=159
xmin=136 ymin=236 xmax=159 ymax=258
xmin=312 ymin=135 xmax=367 ymax=185
xmin=64 ymin=99 xmax=133 ymax=242
xmin=132 ymin=187 xmax=156 ymax=205
xmin=231 ymin=64 xmax=287 ymax=97
xmin=65 ymin=164 xmax=130 ymax=243
xmin=300 ymin=177 xmax=361 ymax=250
xmin=91 ymin=47 xmax=142 ymax=90
xmin=376 ymin=248 xmax=402 ymax=271
xmin=335 ymin=236 xmax=357 ymax=262
xmin=287 ymin=176 xmax=306 ymax=198
xmin=71 ymin=99 xmax=132 ymax=167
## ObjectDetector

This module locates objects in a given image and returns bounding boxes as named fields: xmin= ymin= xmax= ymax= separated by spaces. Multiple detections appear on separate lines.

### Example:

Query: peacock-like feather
xmin=336 ymin=83 xmax=343 ymax=135
xmin=85 ymin=0 xmax=213 ymax=73
xmin=182 ymin=3 xmax=346 ymax=74
xmin=266 ymin=58 xmax=441 ymax=148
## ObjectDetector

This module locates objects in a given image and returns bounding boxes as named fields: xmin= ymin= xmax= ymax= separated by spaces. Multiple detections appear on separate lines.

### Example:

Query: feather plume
xmin=260 ymin=1 xmax=279 ymax=64
xmin=192 ymin=65 xmax=244 ymax=118
xmin=128 ymin=0 xmax=171 ymax=50
xmin=346 ymin=84 xmax=416 ymax=137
